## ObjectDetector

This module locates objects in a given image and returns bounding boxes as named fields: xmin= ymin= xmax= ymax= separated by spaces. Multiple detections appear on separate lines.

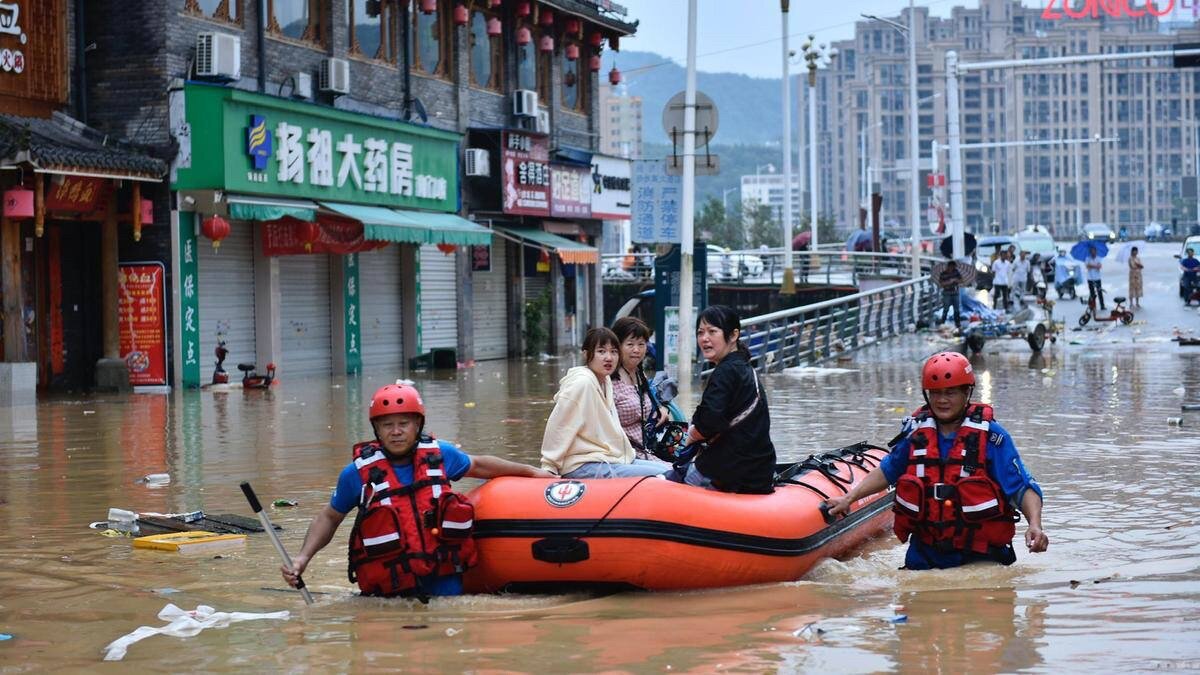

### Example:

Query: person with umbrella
xmin=792 ymin=231 xmax=811 ymax=283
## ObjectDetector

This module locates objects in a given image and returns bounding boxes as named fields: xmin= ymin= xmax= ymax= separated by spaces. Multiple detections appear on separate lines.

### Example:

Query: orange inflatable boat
xmin=464 ymin=442 xmax=894 ymax=593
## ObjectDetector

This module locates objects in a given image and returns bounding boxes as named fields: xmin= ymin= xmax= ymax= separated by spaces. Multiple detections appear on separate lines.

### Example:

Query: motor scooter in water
xmin=211 ymin=338 xmax=275 ymax=388
xmin=1078 ymin=292 xmax=1133 ymax=326
xmin=1183 ymin=275 xmax=1200 ymax=307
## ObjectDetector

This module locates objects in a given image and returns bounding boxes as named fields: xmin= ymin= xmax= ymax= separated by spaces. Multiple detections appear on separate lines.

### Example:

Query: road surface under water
xmin=0 ymin=245 xmax=1198 ymax=672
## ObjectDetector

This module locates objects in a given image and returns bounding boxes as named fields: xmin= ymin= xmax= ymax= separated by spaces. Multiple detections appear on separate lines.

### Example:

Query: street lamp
xmin=780 ymin=0 xmax=796 ymax=294
xmin=801 ymin=35 xmax=837 ymax=255
xmin=722 ymin=186 xmax=740 ymax=211
xmin=864 ymin=3 xmax=919 ymax=285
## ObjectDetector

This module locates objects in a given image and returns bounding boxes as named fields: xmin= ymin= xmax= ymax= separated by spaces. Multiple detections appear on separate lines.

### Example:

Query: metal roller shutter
xmin=419 ymin=245 xmax=458 ymax=351
xmin=278 ymin=253 xmax=332 ymax=377
xmin=359 ymin=246 xmax=405 ymax=373
xmin=472 ymin=245 xmax=508 ymax=360
xmin=199 ymin=221 xmax=256 ymax=373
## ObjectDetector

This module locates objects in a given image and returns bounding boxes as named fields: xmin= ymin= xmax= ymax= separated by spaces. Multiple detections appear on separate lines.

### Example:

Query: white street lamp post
xmin=780 ymin=0 xmax=795 ymax=294
xmin=801 ymin=37 xmax=836 ymax=253
xmin=677 ymin=0 xmax=698 ymax=406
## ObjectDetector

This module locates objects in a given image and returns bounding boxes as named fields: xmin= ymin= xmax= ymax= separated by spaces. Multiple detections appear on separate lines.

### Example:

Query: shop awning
xmin=320 ymin=202 xmax=431 ymax=244
xmin=496 ymin=227 xmax=598 ymax=265
xmin=227 ymin=195 xmax=317 ymax=222
xmin=320 ymin=202 xmax=493 ymax=246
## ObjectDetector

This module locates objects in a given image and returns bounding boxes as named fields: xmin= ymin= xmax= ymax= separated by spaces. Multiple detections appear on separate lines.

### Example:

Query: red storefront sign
xmin=118 ymin=262 xmax=167 ymax=386
xmin=550 ymin=163 xmax=592 ymax=218
xmin=501 ymin=130 xmax=550 ymax=216
xmin=261 ymin=215 xmax=386 ymax=256
xmin=471 ymin=244 xmax=491 ymax=272
xmin=45 ymin=176 xmax=105 ymax=212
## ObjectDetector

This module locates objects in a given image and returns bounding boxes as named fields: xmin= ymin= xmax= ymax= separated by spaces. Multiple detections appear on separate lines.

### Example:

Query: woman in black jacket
xmin=666 ymin=305 xmax=776 ymax=493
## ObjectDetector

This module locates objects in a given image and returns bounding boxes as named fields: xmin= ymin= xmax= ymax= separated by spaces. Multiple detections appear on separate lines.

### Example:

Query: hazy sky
xmin=615 ymin=0 xmax=966 ymax=79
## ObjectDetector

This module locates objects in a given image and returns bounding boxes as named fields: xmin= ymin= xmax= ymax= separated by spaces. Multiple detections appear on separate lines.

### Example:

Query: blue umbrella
xmin=845 ymin=229 xmax=871 ymax=251
xmin=1070 ymin=240 xmax=1108 ymax=261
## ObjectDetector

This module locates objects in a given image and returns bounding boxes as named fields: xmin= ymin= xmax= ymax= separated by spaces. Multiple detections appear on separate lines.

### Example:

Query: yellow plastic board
xmin=133 ymin=531 xmax=247 ymax=553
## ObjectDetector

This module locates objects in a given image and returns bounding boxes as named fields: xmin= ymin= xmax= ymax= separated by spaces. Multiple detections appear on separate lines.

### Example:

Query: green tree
xmin=796 ymin=214 xmax=840 ymax=248
xmin=744 ymin=199 xmax=780 ymax=248
xmin=695 ymin=197 xmax=747 ymax=249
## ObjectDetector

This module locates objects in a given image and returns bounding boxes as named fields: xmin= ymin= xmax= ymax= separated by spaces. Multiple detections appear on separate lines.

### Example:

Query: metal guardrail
xmin=723 ymin=275 xmax=941 ymax=375
xmin=602 ymin=249 xmax=939 ymax=286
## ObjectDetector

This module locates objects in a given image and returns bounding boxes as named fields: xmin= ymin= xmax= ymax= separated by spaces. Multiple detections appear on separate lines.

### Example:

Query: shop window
xmin=469 ymin=5 xmax=503 ymax=91
xmin=561 ymin=46 xmax=588 ymax=113
xmin=185 ymin=0 xmax=243 ymax=25
xmin=516 ymin=35 xmax=537 ymax=91
xmin=348 ymin=0 xmax=399 ymax=63
xmin=268 ymin=0 xmax=327 ymax=46
xmin=413 ymin=1 xmax=449 ymax=78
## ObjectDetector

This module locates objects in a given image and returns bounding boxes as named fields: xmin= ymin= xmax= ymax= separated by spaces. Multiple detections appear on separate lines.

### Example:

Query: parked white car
xmin=706 ymin=245 xmax=765 ymax=281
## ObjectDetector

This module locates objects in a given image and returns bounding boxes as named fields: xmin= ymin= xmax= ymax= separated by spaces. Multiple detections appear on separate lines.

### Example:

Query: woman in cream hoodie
xmin=541 ymin=327 xmax=669 ymax=478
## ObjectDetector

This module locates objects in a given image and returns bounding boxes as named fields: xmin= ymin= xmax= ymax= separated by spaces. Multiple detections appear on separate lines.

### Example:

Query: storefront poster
xmin=631 ymin=159 xmax=681 ymax=243
xmin=119 ymin=262 xmax=168 ymax=386
xmin=589 ymin=155 xmax=632 ymax=220
xmin=471 ymin=244 xmax=491 ymax=272
xmin=261 ymin=215 xmax=386 ymax=256
xmin=501 ymin=131 xmax=550 ymax=216
xmin=173 ymin=85 xmax=460 ymax=213
xmin=550 ymin=164 xmax=592 ymax=218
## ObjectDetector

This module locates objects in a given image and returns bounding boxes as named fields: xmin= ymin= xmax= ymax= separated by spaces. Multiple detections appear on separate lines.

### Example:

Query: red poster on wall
xmin=118 ymin=262 xmax=167 ymax=386
xmin=501 ymin=131 xmax=551 ymax=216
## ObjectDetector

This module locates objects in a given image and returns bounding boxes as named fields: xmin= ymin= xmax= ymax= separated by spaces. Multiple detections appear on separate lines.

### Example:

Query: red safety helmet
xmin=921 ymin=351 xmax=975 ymax=390
xmin=368 ymin=383 xmax=425 ymax=420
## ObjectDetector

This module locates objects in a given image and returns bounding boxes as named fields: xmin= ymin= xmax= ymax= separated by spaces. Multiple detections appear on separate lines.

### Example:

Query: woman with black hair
xmin=666 ymin=305 xmax=776 ymax=494
xmin=610 ymin=316 xmax=671 ymax=461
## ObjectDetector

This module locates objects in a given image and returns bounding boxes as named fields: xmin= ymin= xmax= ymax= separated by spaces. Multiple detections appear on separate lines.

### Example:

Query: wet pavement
xmin=1 ymin=243 xmax=1198 ymax=671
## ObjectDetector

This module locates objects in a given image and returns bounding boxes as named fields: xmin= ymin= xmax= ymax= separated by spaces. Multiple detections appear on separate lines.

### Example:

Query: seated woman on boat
xmin=610 ymin=317 xmax=672 ymax=460
xmin=540 ymin=327 xmax=669 ymax=479
xmin=665 ymin=305 xmax=777 ymax=493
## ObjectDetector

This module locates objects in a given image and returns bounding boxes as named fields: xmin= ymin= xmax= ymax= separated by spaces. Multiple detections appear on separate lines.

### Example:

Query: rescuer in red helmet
xmin=826 ymin=352 xmax=1048 ymax=569
xmin=281 ymin=383 xmax=553 ymax=599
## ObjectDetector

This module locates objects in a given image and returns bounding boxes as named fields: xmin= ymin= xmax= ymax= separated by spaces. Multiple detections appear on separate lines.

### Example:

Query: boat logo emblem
xmin=545 ymin=480 xmax=586 ymax=508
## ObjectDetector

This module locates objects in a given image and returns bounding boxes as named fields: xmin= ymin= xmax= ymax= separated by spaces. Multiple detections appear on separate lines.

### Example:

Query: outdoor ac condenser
xmin=464 ymin=148 xmax=490 ymax=177
xmin=513 ymin=89 xmax=538 ymax=117
xmin=320 ymin=58 xmax=351 ymax=95
xmin=195 ymin=32 xmax=241 ymax=81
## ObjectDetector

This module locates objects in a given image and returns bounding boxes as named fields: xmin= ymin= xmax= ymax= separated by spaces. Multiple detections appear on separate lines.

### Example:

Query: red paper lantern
xmin=515 ymin=0 xmax=531 ymax=17
xmin=487 ymin=16 xmax=502 ymax=36
xmin=565 ymin=43 xmax=579 ymax=61
xmin=420 ymin=0 xmax=437 ymax=14
xmin=436 ymin=242 xmax=457 ymax=255
xmin=200 ymin=215 xmax=231 ymax=251
xmin=608 ymin=65 xmax=621 ymax=85
xmin=296 ymin=220 xmax=321 ymax=253
xmin=564 ymin=18 xmax=580 ymax=34
xmin=589 ymin=54 xmax=601 ymax=72
xmin=453 ymin=3 xmax=468 ymax=25
xmin=516 ymin=25 xmax=531 ymax=45
xmin=539 ymin=7 xmax=554 ymax=26
xmin=589 ymin=31 xmax=603 ymax=48
xmin=2 ymin=187 xmax=33 ymax=218
xmin=539 ymin=34 xmax=554 ymax=53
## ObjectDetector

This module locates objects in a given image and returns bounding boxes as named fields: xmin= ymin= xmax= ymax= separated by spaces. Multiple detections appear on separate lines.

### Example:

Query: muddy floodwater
xmin=2 ymin=328 xmax=1199 ymax=671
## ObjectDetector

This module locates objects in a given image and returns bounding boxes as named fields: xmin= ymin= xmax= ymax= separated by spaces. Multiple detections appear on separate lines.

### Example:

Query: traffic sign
xmin=662 ymin=91 xmax=719 ymax=149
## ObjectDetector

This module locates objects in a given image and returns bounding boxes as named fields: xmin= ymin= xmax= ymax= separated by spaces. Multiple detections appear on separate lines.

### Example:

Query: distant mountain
xmin=601 ymin=50 xmax=796 ymax=146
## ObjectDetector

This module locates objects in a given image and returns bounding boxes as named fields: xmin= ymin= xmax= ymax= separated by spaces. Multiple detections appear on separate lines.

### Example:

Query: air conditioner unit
xmin=195 ymin=32 xmax=241 ymax=80
xmin=319 ymin=58 xmax=351 ymax=95
xmin=464 ymin=148 xmax=490 ymax=177
xmin=535 ymin=110 xmax=550 ymax=134
xmin=512 ymin=89 xmax=538 ymax=117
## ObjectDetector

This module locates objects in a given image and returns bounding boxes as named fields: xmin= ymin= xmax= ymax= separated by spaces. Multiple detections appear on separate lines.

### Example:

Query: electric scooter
xmin=1078 ymin=292 xmax=1134 ymax=326
xmin=211 ymin=338 xmax=276 ymax=388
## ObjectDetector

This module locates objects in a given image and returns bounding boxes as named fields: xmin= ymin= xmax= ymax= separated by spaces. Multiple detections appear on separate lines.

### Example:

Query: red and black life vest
xmin=892 ymin=403 xmax=1017 ymax=557
xmin=347 ymin=436 xmax=478 ymax=598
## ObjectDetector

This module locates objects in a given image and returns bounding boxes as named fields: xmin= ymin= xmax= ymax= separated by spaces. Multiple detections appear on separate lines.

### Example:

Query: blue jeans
xmin=662 ymin=461 xmax=716 ymax=489
xmin=562 ymin=459 xmax=669 ymax=479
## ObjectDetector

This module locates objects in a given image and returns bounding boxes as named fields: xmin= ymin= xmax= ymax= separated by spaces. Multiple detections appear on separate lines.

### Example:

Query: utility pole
xmin=780 ymin=0 xmax=795 ymax=294
xmin=677 ymin=0 xmax=698 ymax=406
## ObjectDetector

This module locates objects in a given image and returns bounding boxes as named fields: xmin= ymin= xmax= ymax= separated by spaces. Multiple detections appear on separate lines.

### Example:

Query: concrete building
xmin=808 ymin=0 xmax=1200 ymax=238
xmin=1 ymin=0 xmax=636 ymax=395
xmin=598 ymin=83 xmax=643 ymax=159
xmin=739 ymin=172 xmax=804 ymax=223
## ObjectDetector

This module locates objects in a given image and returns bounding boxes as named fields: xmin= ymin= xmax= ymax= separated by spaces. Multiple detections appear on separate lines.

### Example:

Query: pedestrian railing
xmin=602 ymin=249 xmax=938 ymax=287
xmin=710 ymin=275 xmax=941 ymax=375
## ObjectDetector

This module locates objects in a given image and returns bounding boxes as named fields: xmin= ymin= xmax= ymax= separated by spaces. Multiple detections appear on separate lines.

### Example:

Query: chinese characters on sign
xmin=501 ymin=131 xmax=551 ymax=216
xmin=118 ymin=262 xmax=168 ymax=386
xmin=471 ymin=244 xmax=491 ymax=272
xmin=550 ymin=164 xmax=592 ymax=218
xmin=45 ymin=176 xmax=104 ymax=212
xmin=343 ymin=254 xmax=362 ymax=374
xmin=589 ymin=154 xmax=632 ymax=220
xmin=0 ymin=1 xmax=26 ymax=76
xmin=632 ymin=159 xmax=681 ymax=243
xmin=179 ymin=217 xmax=201 ymax=387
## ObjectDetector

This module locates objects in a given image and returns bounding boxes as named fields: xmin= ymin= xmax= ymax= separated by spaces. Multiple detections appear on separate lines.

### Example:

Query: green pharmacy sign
xmin=174 ymin=84 xmax=460 ymax=212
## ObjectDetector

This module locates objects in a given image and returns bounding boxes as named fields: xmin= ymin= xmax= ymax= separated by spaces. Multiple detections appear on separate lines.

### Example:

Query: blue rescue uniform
xmin=881 ymin=419 xmax=1043 ymax=570
xmin=331 ymin=440 xmax=473 ymax=595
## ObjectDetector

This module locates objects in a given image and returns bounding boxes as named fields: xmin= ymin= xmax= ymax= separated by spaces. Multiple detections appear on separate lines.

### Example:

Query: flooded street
xmin=3 ymin=248 xmax=1200 ymax=671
